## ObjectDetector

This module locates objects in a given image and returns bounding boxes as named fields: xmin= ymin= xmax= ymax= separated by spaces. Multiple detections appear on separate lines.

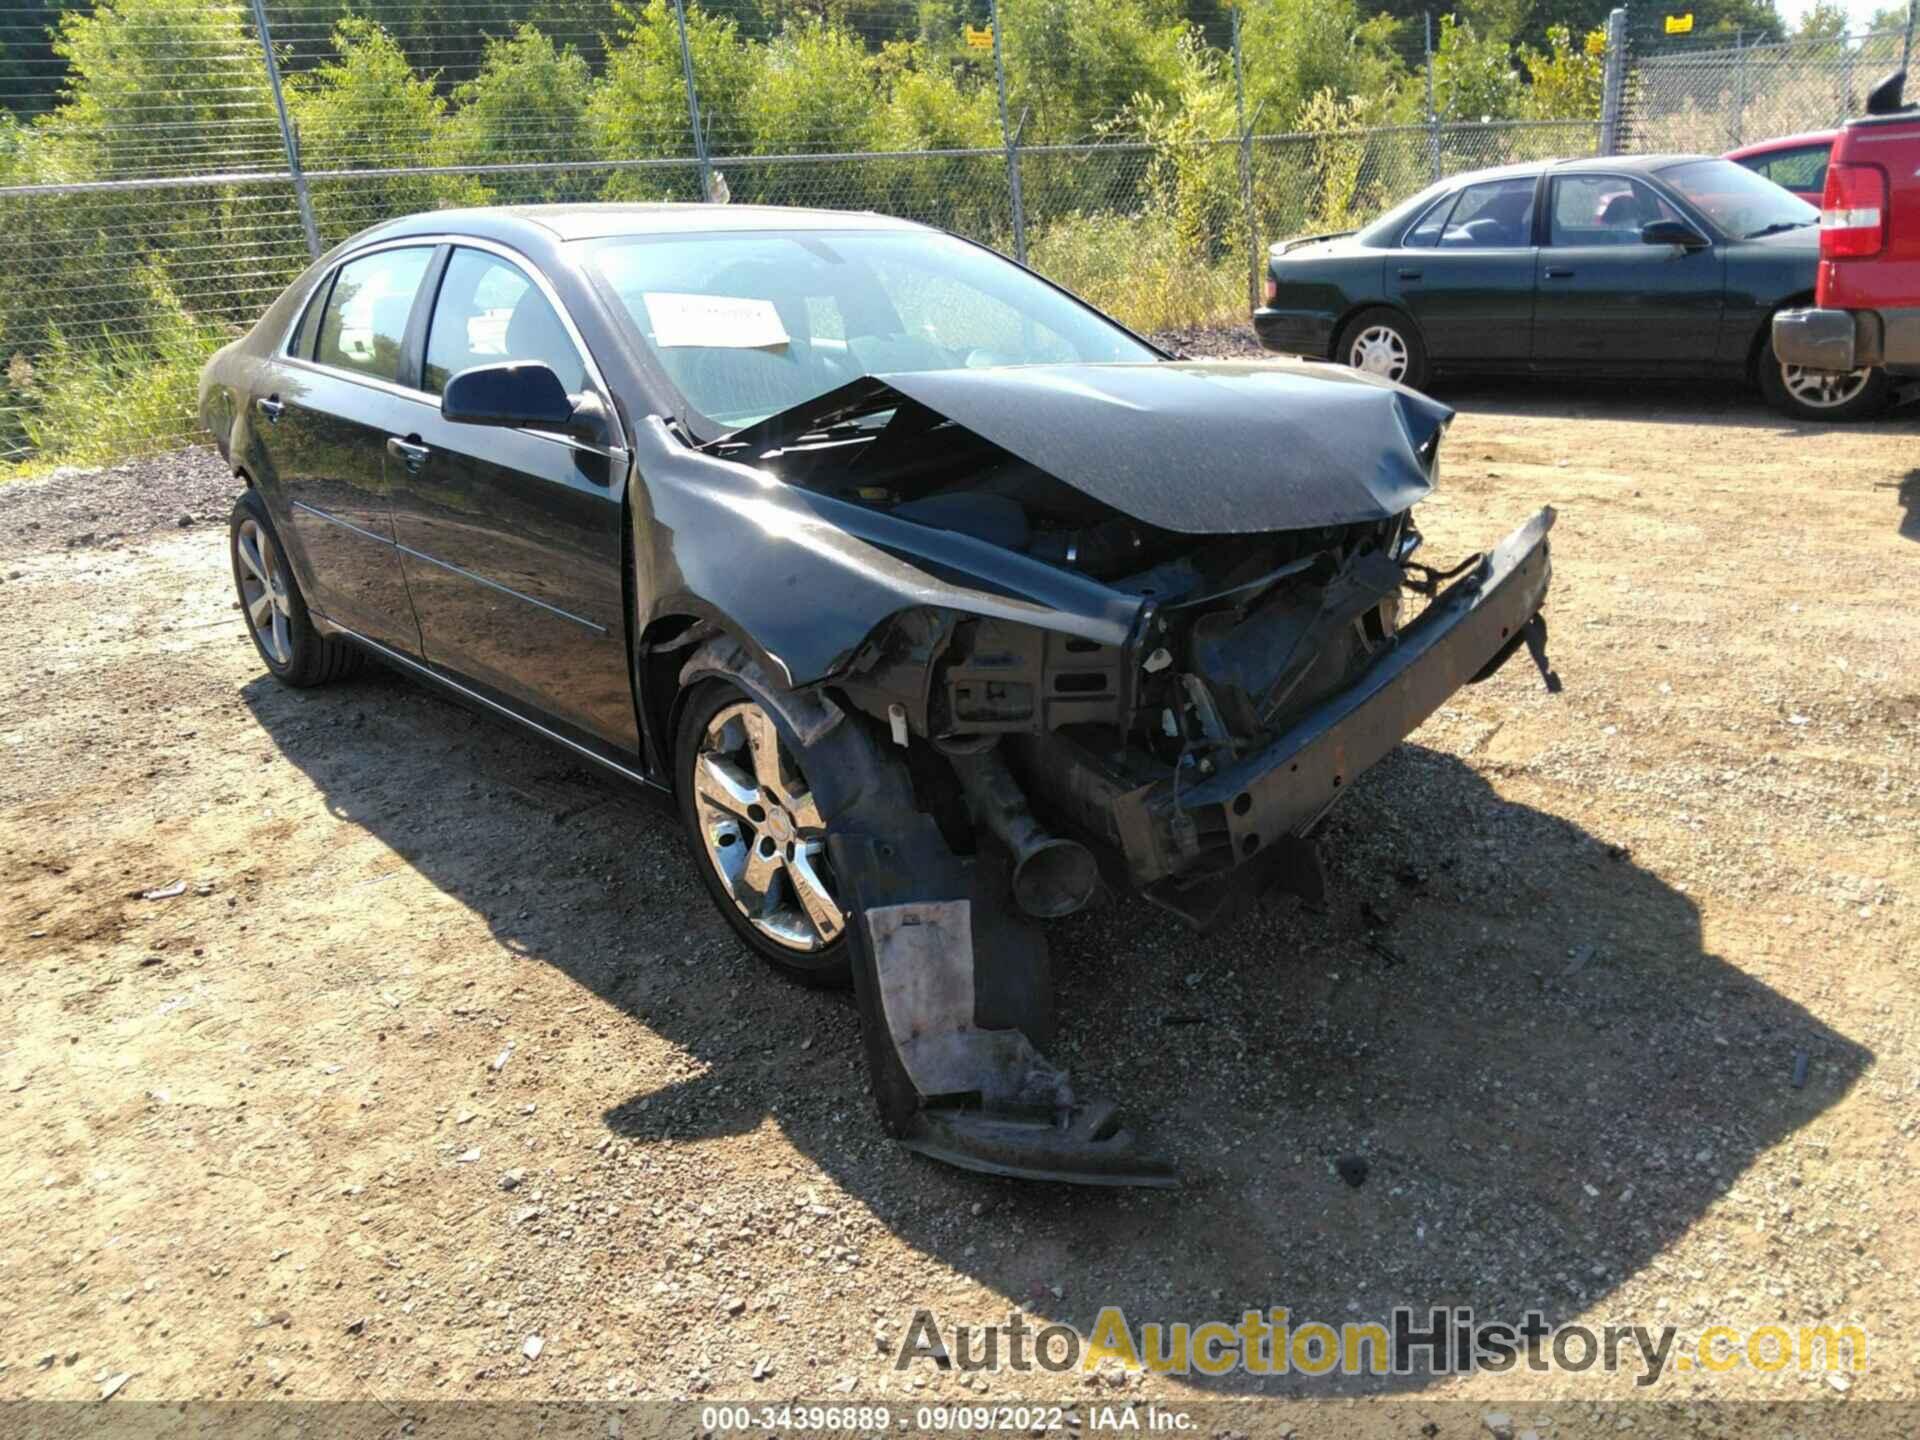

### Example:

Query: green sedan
xmin=1253 ymin=153 xmax=1891 ymax=422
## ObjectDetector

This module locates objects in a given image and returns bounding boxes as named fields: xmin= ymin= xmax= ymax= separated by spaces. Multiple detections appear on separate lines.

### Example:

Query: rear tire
xmin=1335 ymin=306 xmax=1430 ymax=391
xmin=1758 ymin=334 xmax=1890 ymax=422
xmin=230 ymin=490 xmax=361 ymax=687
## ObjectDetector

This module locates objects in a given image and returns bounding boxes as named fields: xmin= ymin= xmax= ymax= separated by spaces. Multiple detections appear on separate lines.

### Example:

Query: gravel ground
xmin=0 ymin=447 xmax=235 ymax=562
xmin=1 ymin=345 xmax=1916 ymax=1430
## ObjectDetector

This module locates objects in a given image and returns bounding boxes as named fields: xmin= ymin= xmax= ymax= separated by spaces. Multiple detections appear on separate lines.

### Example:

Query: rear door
xmin=1385 ymin=175 xmax=1540 ymax=366
xmin=1530 ymin=173 xmax=1725 ymax=370
xmin=271 ymin=244 xmax=437 ymax=655
xmin=387 ymin=244 xmax=637 ymax=752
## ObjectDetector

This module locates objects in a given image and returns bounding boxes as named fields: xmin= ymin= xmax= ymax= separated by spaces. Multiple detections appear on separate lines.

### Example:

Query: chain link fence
xmin=1623 ymin=20 xmax=1915 ymax=156
xmin=0 ymin=0 xmax=1617 ymax=468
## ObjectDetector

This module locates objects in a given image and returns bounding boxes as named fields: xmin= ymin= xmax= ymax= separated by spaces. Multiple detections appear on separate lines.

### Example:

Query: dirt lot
xmin=1 ymin=360 xmax=1916 ymax=1425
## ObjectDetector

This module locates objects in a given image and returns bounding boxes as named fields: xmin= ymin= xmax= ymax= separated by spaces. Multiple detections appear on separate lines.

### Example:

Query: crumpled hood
xmin=723 ymin=359 xmax=1450 ymax=535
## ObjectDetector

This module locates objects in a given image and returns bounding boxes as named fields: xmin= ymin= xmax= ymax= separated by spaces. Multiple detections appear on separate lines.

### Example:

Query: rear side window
xmin=1402 ymin=193 xmax=1458 ymax=248
xmin=1437 ymin=178 xmax=1537 ymax=249
xmin=1760 ymin=144 xmax=1829 ymax=194
xmin=317 ymin=247 xmax=433 ymax=383
xmin=288 ymin=276 xmax=329 ymax=359
xmin=424 ymin=248 xmax=588 ymax=396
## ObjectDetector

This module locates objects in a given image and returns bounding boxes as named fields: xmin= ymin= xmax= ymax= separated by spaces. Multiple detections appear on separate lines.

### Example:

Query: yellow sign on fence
xmin=964 ymin=24 xmax=994 ymax=49
xmin=1664 ymin=12 xmax=1694 ymax=33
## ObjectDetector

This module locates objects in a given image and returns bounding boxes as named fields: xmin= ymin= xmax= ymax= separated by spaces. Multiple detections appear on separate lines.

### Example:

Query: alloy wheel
xmin=236 ymin=517 xmax=293 ymax=667
xmin=691 ymin=700 xmax=845 ymax=952
xmin=1781 ymin=362 xmax=1873 ymax=411
xmin=1349 ymin=324 xmax=1409 ymax=382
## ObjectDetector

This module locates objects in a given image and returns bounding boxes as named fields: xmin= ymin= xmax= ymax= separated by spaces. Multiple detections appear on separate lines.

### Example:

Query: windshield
xmin=580 ymin=229 xmax=1159 ymax=434
xmin=1656 ymin=158 xmax=1818 ymax=239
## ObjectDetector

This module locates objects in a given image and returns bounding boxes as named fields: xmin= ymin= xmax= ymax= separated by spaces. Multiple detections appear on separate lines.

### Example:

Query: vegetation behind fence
xmin=0 ymin=0 xmax=1621 ymax=469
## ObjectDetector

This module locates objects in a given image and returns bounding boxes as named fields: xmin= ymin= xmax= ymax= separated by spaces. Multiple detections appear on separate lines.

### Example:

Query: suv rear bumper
xmin=1773 ymin=305 xmax=1920 ymax=371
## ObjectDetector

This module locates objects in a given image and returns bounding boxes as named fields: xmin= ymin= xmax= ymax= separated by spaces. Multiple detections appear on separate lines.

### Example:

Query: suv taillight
xmin=1820 ymin=162 xmax=1888 ymax=258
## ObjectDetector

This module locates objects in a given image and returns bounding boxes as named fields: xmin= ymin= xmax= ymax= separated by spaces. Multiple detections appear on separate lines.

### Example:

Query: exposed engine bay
xmin=676 ymin=360 xmax=1559 ymax=1187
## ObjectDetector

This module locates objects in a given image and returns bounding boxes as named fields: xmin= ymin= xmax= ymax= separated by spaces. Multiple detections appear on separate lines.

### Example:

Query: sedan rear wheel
xmin=1336 ymin=307 xmax=1430 ymax=392
xmin=1759 ymin=334 xmax=1890 ymax=422
xmin=229 ymin=490 xmax=361 ymax=687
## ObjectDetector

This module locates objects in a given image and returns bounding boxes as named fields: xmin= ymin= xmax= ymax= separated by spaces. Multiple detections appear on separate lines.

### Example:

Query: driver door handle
xmin=255 ymin=395 xmax=284 ymax=422
xmin=386 ymin=436 xmax=430 ymax=473
xmin=1397 ymin=267 xmax=1423 ymax=280
xmin=1544 ymin=266 xmax=1577 ymax=279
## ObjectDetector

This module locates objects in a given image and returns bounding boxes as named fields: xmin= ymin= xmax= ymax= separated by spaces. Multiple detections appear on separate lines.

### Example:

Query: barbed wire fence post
xmin=248 ymin=0 xmax=320 ymax=258
xmin=1904 ymin=2 xmax=1915 ymax=73
xmin=1425 ymin=13 xmax=1440 ymax=183
xmin=1599 ymin=7 xmax=1629 ymax=155
xmin=670 ymin=0 xmax=714 ymax=203
xmin=987 ymin=0 xmax=1027 ymax=266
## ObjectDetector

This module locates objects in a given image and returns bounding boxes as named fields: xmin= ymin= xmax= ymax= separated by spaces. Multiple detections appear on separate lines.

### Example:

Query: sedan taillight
xmin=1820 ymin=162 xmax=1887 ymax=258
xmin=1263 ymin=273 xmax=1279 ymax=306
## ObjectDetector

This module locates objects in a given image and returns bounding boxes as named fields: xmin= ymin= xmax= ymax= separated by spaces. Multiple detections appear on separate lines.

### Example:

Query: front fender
xmin=628 ymin=416 xmax=1144 ymax=690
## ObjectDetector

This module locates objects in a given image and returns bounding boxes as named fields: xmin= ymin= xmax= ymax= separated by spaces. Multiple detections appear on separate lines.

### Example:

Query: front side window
xmin=1549 ymin=175 xmax=1681 ymax=246
xmin=1436 ymin=178 xmax=1538 ymax=249
xmin=424 ymin=248 xmax=589 ymax=397
xmin=316 ymin=247 xmax=433 ymax=382
xmin=581 ymin=229 xmax=1158 ymax=434
xmin=1402 ymin=192 xmax=1458 ymax=248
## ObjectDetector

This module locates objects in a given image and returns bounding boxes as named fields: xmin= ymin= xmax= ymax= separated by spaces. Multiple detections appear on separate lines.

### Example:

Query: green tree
xmin=747 ymin=18 xmax=885 ymax=153
xmin=1514 ymin=22 xmax=1606 ymax=120
xmin=287 ymin=17 xmax=484 ymax=239
xmin=441 ymin=24 xmax=596 ymax=169
xmin=588 ymin=0 xmax=759 ymax=195
xmin=1431 ymin=12 xmax=1519 ymax=120
xmin=1794 ymin=0 xmax=1849 ymax=38
xmin=1237 ymin=0 xmax=1408 ymax=133
xmin=999 ymin=0 xmax=1186 ymax=142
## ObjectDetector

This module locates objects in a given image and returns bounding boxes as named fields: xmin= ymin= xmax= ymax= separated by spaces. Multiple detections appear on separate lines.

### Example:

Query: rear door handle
xmin=1397 ymin=267 xmax=1423 ymax=280
xmin=1544 ymin=266 xmax=1576 ymax=279
xmin=255 ymin=395 xmax=284 ymax=422
xmin=386 ymin=436 xmax=430 ymax=473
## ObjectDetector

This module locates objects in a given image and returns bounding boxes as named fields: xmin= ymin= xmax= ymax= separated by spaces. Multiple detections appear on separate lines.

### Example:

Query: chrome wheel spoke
xmin=247 ymin=592 xmax=274 ymax=629
xmin=739 ymin=706 xmax=787 ymax=800
xmin=785 ymin=788 xmax=825 ymax=833
xmin=788 ymin=843 xmax=843 ymax=944
xmin=740 ymin=835 xmax=783 ymax=912
xmin=237 ymin=529 xmax=271 ymax=589
xmin=268 ymin=608 xmax=291 ymax=665
xmin=694 ymin=752 xmax=760 ymax=822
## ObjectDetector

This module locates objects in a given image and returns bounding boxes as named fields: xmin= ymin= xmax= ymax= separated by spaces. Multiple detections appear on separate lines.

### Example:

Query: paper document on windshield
xmin=642 ymin=292 xmax=789 ymax=350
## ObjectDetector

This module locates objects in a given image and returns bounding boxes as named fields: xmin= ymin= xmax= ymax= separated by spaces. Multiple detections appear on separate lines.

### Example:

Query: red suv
xmin=1727 ymin=129 xmax=1837 ymax=205
xmin=1773 ymin=72 xmax=1920 ymax=383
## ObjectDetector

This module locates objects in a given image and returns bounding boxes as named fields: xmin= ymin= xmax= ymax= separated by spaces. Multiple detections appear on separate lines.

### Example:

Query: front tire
xmin=1758 ymin=335 xmax=1890 ymax=421
xmin=229 ymin=490 xmax=360 ymax=687
xmin=675 ymin=678 xmax=851 ymax=986
xmin=1335 ymin=306 xmax=1430 ymax=391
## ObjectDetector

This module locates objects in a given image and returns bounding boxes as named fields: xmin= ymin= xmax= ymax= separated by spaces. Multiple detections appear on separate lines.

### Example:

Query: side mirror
xmin=442 ymin=361 xmax=574 ymax=430
xmin=1641 ymin=219 xmax=1709 ymax=249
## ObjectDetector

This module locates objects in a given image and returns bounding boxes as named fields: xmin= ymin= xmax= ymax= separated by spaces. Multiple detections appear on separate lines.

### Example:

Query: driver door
xmin=1530 ymin=173 xmax=1725 ymax=371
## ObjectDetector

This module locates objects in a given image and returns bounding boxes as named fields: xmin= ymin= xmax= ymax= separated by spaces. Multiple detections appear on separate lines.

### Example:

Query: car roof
xmin=354 ymin=202 xmax=932 ymax=248
xmin=1724 ymin=129 xmax=1838 ymax=160
xmin=1432 ymin=152 xmax=1721 ymax=190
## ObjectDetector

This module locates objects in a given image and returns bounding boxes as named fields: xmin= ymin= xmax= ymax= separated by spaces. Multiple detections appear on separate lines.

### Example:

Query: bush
xmin=1028 ymin=209 xmax=1245 ymax=334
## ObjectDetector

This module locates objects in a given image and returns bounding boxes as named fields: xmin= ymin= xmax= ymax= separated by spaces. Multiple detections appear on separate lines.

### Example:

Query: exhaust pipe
xmin=949 ymin=746 xmax=1099 ymax=918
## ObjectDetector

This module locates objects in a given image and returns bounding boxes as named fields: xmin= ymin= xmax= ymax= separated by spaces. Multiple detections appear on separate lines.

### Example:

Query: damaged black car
xmin=199 ymin=204 xmax=1558 ymax=1186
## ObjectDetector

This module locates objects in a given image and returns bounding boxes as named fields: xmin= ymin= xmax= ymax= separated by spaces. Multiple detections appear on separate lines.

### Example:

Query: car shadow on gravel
xmin=1897 ymin=471 xmax=1920 ymax=542
xmin=243 ymin=667 xmax=1871 ymax=1397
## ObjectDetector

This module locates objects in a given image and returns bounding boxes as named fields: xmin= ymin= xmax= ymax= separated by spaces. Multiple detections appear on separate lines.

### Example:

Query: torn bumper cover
xmin=1117 ymin=506 xmax=1555 ymax=900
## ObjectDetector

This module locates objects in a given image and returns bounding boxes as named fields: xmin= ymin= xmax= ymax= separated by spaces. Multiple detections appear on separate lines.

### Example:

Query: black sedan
xmin=201 ymin=203 xmax=1557 ymax=1185
xmin=1254 ymin=153 xmax=1891 ymax=421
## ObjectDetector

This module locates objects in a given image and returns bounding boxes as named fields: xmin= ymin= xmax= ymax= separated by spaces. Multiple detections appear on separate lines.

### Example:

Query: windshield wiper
xmin=1743 ymin=220 xmax=1814 ymax=238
